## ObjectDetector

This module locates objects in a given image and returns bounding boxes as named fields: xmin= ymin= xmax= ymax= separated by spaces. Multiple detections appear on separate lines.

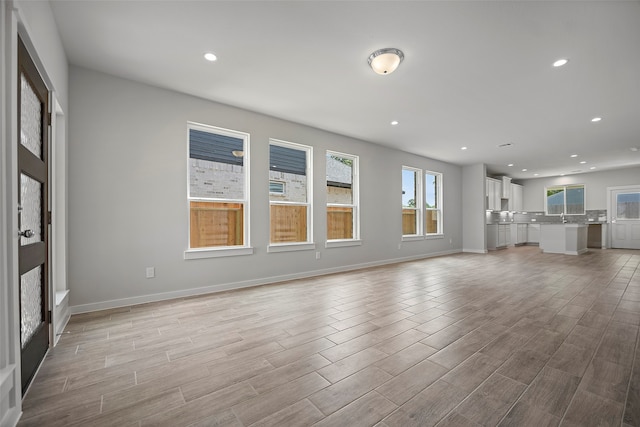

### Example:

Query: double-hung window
xmin=425 ymin=171 xmax=443 ymax=235
xmin=326 ymin=151 xmax=359 ymax=242
xmin=269 ymin=139 xmax=313 ymax=247
xmin=402 ymin=166 xmax=422 ymax=236
xmin=186 ymin=122 xmax=250 ymax=258
xmin=545 ymin=184 xmax=585 ymax=215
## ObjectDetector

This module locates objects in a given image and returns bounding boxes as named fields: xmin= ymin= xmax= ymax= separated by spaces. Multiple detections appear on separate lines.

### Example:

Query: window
xmin=269 ymin=139 xmax=312 ymax=245
xmin=187 ymin=123 xmax=249 ymax=252
xmin=545 ymin=184 xmax=585 ymax=215
xmin=425 ymin=171 xmax=443 ymax=235
xmin=616 ymin=192 xmax=640 ymax=220
xmin=326 ymin=151 xmax=359 ymax=241
xmin=402 ymin=167 xmax=422 ymax=236
xmin=269 ymin=181 xmax=285 ymax=194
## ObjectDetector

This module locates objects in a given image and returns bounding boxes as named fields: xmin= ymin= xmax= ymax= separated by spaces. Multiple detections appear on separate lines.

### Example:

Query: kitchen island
xmin=540 ymin=223 xmax=588 ymax=255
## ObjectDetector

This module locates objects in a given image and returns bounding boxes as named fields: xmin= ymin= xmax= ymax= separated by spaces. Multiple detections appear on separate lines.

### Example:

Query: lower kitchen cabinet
xmin=487 ymin=224 xmax=511 ymax=250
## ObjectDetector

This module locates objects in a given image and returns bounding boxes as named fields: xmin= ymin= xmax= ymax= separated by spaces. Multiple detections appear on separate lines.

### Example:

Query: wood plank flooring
xmin=18 ymin=247 xmax=640 ymax=427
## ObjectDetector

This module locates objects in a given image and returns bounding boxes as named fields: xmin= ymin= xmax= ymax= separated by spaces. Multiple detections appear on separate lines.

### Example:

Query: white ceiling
xmin=49 ymin=0 xmax=640 ymax=180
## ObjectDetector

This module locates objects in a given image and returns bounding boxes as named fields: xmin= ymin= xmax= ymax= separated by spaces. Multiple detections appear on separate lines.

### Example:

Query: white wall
xmin=520 ymin=166 xmax=640 ymax=211
xmin=1 ymin=0 xmax=68 ymax=425
xmin=68 ymin=66 xmax=463 ymax=312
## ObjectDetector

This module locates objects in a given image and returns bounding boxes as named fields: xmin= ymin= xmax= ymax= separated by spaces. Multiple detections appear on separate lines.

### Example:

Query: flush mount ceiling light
xmin=368 ymin=48 xmax=404 ymax=75
xmin=570 ymin=154 xmax=578 ymax=158
xmin=591 ymin=117 xmax=602 ymax=122
xmin=204 ymin=52 xmax=217 ymax=62
xmin=553 ymin=58 xmax=569 ymax=67
xmin=461 ymin=146 xmax=468 ymax=150
xmin=390 ymin=120 xmax=399 ymax=126
xmin=507 ymin=163 xmax=514 ymax=167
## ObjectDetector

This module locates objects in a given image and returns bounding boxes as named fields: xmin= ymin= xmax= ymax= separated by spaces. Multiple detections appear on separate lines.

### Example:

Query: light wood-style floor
xmin=18 ymin=247 xmax=640 ymax=427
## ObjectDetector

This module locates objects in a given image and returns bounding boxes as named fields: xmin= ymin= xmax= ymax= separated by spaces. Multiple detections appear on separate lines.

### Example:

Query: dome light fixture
xmin=553 ymin=58 xmax=569 ymax=67
xmin=368 ymin=48 xmax=404 ymax=75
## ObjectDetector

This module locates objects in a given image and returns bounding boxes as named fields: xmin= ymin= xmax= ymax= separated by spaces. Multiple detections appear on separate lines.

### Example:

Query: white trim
xmin=326 ymin=150 xmax=360 ymax=241
xmin=402 ymin=166 xmax=423 ymax=236
xmin=402 ymin=235 xmax=425 ymax=242
xmin=186 ymin=122 xmax=250 ymax=251
xmin=426 ymin=234 xmax=444 ymax=240
xmin=184 ymin=246 xmax=254 ymax=260
xmin=463 ymin=248 xmax=488 ymax=254
xmin=70 ymin=249 xmax=463 ymax=315
xmin=267 ymin=242 xmax=316 ymax=253
xmin=425 ymin=170 xmax=443 ymax=235
xmin=269 ymin=138 xmax=313 ymax=244
xmin=325 ymin=239 xmax=362 ymax=248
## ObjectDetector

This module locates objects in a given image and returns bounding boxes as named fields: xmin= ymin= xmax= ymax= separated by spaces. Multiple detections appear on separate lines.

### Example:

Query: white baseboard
xmin=70 ymin=249 xmax=462 ymax=314
xmin=462 ymin=248 xmax=488 ymax=254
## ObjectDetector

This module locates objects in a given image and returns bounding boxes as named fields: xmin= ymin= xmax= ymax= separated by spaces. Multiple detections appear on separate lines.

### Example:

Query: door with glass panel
xmin=18 ymin=37 xmax=50 ymax=393
xmin=611 ymin=188 xmax=640 ymax=249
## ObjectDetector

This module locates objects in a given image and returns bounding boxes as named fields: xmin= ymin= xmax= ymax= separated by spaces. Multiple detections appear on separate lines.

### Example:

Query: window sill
xmin=325 ymin=239 xmax=362 ymax=249
xmin=184 ymin=246 xmax=254 ymax=260
xmin=402 ymin=235 xmax=425 ymax=242
xmin=268 ymin=242 xmax=316 ymax=253
xmin=425 ymin=234 xmax=444 ymax=240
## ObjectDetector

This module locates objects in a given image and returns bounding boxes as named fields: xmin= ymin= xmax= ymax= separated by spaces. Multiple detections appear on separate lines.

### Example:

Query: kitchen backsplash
xmin=486 ymin=210 xmax=607 ymax=225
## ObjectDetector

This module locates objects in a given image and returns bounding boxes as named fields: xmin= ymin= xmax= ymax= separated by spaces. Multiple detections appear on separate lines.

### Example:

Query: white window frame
xmin=184 ymin=122 xmax=252 ymax=259
xmin=544 ymin=184 xmax=586 ymax=216
xmin=326 ymin=150 xmax=361 ymax=248
xmin=425 ymin=170 xmax=443 ymax=237
xmin=402 ymin=166 xmax=423 ymax=240
xmin=268 ymin=138 xmax=315 ymax=253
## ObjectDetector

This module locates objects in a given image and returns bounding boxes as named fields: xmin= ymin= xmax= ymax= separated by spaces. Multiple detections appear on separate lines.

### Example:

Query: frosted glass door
xmin=18 ymin=36 xmax=50 ymax=394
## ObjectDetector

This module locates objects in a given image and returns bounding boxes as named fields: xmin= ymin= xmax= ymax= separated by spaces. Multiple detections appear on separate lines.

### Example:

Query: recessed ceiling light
xmin=534 ymin=173 xmax=539 ymax=176
xmin=591 ymin=117 xmax=602 ymax=122
xmin=579 ymin=161 xmax=587 ymax=164
xmin=590 ymin=166 xmax=596 ymax=170
xmin=390 ymin=120 xmax=399 ymax=126
xmin=204 ymin=52 xmax=217 ymax=62
xmin=507 ymin=164 xmax=514 ymax=167
xmin=553 ymin=58 xmax=569 ymax=67
xmin=461 ymin=146 xmax=468 ymax=150
xmin=570 ymin=154 xmax=578 ymax=158
xmin=522 ymin=169 xmax=527 ymax=172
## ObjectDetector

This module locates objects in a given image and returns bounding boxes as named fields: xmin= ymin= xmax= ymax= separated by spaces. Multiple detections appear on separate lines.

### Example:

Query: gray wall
xmin=520 ymin=166 xmax=640 ymax=211
xmin=68 ymin=66 xmax=463 ymax=311
xmin=462 ymin=164 xmax=487 ymax=253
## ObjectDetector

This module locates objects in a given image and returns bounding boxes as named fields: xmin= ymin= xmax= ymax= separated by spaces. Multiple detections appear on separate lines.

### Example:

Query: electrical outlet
xmin=315 ymin=252 xmax=321 ymax=260
xmin=449 ymin=238 xmax=453 ymax=244
xmin=398 ymin=243 xmax=402 ymax=250
xmin=146 ymin=267 xmax=155 ymax=279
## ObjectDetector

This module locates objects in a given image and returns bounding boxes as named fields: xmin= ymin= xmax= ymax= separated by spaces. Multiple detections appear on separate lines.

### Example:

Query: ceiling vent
xmin=497 ymin=143 xmax=513 ymax=148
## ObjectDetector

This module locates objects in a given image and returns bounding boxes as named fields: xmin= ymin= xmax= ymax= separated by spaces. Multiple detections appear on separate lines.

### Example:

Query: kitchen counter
xmin=540 ymin=223 xmax=589 ymax=255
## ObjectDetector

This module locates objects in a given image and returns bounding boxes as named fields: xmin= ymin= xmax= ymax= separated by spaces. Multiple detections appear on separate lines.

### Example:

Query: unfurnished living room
xmin=1 ymin=1 xmax=639 ymax=426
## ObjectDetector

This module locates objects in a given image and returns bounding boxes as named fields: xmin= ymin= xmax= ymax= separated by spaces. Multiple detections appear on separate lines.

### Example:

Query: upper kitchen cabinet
xmin=486 ymin=178 xmax=502 ymax=211
xmin=501 ymin=176 xmax=512 ymax=199
xmin=509 ymin=183 xmax=523 ymax=212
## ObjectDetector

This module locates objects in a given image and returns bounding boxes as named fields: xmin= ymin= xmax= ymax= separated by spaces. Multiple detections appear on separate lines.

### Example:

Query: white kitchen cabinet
xmin=488 ymin=224 xmax=510 ymax=250
xmin=486 ymin=178 xmax=502 ymax=211
xmin=511 ymin=223 xmax=528 ymax=246
xmin=509 ymin=184 xmax=523 ymax=212
xmin=528 ymin=224 xmax=540 ymax=244
xmin=501 ymin=176 xmax=512 ymax=199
